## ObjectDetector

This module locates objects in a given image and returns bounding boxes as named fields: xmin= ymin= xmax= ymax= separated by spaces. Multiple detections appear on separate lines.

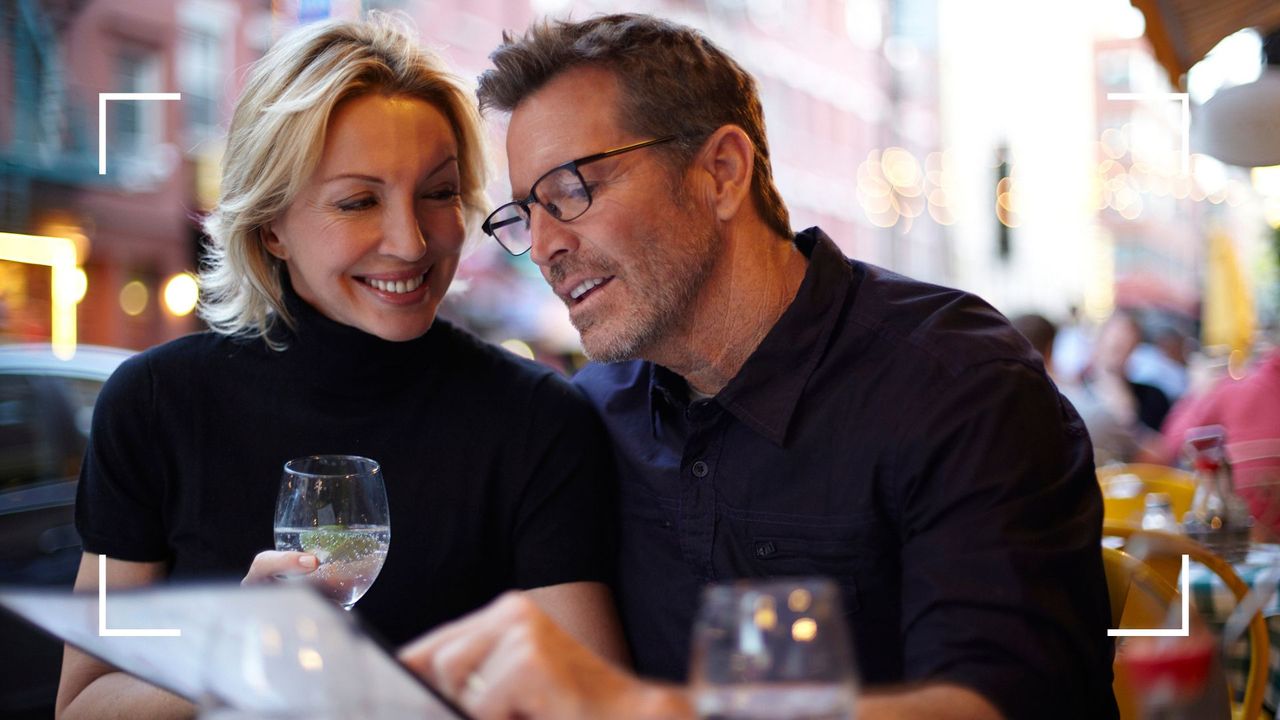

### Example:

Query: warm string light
xmin=855 ymin=147 xmax=957 ymax=230
xmin=996 ymin=174 xmax=1022 ymax=228
xmin=162 ymin=273 xmax=199 ymax=316
xmin=1092 ymin=123 xmax=1254 ymax=221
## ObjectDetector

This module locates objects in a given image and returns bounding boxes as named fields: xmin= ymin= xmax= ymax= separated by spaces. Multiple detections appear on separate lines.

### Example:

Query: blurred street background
xmin=2 ymin=0 xmax=1277 ymax=375
xmin=4 ymin=2 xmax=1280 ymax=716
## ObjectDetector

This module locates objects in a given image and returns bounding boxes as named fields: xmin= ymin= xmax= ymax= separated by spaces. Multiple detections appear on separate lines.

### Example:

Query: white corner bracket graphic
xmin=1108 ymin=553 xmax=1191 ymax=637
xmin=1105 ymin=92 xmax=1191 ymax=176
xmin=98 ymin=555 xmax=181 ymax=637
xmin=98 ymin=92 xmax=182 ymax=175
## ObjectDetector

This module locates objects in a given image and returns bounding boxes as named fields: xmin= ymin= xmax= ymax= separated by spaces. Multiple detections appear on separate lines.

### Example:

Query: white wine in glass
xmin=273 ymin=455 xmax=390 ymax=610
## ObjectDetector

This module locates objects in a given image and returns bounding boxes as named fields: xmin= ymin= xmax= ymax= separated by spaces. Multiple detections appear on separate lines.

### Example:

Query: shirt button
xmin=691 ymin=460 xmax=709 ymax=478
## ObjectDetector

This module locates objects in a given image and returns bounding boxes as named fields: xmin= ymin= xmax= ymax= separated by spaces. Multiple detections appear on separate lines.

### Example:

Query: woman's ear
xmin=261 ymin=223 xmax=289 ymax=261
xmin=695 ymin=125 xmax=754 ymax=223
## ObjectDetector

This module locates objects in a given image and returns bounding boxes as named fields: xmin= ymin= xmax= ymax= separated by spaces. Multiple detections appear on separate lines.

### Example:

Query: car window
xmin=0 ymin=373 xmax=99 ymax=492
xmin=64 ymin=377 xmax=107 ymax=439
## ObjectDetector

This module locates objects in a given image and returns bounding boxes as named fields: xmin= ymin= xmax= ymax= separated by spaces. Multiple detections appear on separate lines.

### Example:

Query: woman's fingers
xmin=241 ymin=550 xmax=317 ymax=585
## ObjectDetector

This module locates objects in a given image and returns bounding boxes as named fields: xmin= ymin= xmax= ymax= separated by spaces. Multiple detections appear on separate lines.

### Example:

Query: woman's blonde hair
xmin=198 ymin=12 xmax=488 ymax=343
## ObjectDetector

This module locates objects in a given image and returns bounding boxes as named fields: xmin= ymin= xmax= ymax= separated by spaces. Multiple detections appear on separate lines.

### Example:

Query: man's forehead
xmin=505 ymin=67 xmax=626 ymax=182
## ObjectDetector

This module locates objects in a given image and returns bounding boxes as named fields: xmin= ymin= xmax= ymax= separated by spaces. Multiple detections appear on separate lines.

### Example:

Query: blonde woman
xmin=57 ymin=14 xmax=624 ymax=718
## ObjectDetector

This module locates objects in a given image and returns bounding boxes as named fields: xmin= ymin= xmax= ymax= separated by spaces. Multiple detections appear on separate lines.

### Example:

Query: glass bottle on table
xmin=1180 ymin=425 xmax=1251 ymax=563
xmin=1141 ymin=493 xmax=1180 ymax=534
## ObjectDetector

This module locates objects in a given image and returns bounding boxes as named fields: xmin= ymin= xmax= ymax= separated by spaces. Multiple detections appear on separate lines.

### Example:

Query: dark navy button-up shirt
xmin=573 ymin=227 xmax=1116 ymax=720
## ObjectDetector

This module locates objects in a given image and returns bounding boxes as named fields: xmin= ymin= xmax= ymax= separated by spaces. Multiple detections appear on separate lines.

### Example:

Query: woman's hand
xmin=240 ymin=550 xmax=317 ymax=585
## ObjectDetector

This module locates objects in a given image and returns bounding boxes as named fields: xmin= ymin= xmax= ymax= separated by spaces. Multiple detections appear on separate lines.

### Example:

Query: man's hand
xmin=398 ymin=592 xmax=691 ymax=720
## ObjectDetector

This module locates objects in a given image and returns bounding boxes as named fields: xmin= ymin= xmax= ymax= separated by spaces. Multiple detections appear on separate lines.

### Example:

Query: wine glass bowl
xmin=273 ymin=455 xmax=390 ymax=610
xmin=689 ymin=578 xmax=858 ymax=720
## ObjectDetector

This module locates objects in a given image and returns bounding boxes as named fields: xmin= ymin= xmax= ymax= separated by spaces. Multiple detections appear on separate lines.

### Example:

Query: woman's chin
xmin=357 ymin=313 xmax=437 ymax=342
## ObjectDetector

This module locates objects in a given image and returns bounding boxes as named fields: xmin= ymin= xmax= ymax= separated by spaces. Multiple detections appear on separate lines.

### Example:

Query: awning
xmin=1130 ymin=0 xmax=1280 ymax=88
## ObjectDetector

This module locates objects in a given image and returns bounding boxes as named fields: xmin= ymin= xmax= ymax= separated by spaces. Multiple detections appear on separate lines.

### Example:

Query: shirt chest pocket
xmin=742 ymin=534 xmax=863 ymax=614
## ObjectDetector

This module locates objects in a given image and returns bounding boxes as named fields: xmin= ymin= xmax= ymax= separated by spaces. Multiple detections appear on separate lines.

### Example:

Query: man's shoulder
xmin=845 ymin=261 xmax=1040 ymax=379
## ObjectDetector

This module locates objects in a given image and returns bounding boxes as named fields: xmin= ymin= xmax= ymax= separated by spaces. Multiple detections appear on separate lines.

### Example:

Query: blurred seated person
xmin=1089 ymin=312 xmax=1171 ymax=434
xmin=1050 ymin=303 xmax=1092 ymax=381
xmin=1012 ymin=311 xmax=1164 ymax=464
xmin=1127 ymin=321 xmax=1191 ymax=404
xmin=1162 ymin=346 xmax=1280 ymax=538
xmin=57 ymin=15 xmax=623 ymax=720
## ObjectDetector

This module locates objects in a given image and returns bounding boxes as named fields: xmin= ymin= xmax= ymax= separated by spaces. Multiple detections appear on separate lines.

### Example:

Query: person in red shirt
xmin=1162 ymin=349 xmax=1280 ymax=539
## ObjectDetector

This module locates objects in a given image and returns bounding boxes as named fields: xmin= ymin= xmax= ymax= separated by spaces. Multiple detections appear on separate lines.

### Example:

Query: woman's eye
xmin=336 ymin=197 xmax=376 ymax=212
xmin=421 ymin=188 xmax=461 ymax=202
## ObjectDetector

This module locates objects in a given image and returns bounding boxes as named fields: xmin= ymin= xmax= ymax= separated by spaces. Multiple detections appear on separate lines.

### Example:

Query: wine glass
xmin=689 ymin=578 xmax=859 ymax=720
xmin=273 ymin=455 xmax=390 ymax=610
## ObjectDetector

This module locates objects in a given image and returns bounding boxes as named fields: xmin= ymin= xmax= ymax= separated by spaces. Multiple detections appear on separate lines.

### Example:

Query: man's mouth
xmin=569 ymin=276 xmax=614 ymax=304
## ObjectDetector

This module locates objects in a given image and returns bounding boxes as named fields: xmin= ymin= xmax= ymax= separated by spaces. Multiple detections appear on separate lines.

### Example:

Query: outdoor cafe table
xmin=1190 ymin=543 xmax=1280 ymax=717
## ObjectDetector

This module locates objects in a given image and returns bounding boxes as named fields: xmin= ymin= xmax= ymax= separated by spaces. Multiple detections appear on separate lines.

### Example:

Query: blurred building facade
xmin=4 ymin=0 xmax=1275 ymax=359
xmin=938 ymin=0 xmax=1272 ymax=342
xmin=1 ymin=0 xmax=271 ymax=351
xmin=3 ymin=0 xmax=946 ymax=355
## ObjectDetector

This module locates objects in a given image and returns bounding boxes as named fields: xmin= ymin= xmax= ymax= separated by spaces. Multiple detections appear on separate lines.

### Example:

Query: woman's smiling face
xmin=265 ymin=93 xmax=466 ymax=342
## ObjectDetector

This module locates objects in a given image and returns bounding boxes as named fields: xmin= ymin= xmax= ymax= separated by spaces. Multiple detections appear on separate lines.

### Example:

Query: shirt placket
xmin=678 ymin=400 xmax=724 ymax=582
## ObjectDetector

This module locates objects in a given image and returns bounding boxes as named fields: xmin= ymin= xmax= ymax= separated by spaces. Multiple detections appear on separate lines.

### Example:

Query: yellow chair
xmin=1099 ymin=463 xmax=1197 ymax=529
xmin=1103 ymin=523 xmax=1268 ymax=720
xmin=1104 ymin=547 xmax=1182 ymax=719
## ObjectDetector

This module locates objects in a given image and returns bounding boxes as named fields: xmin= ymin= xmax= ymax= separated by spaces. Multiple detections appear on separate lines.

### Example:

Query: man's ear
xmin=261 ymin=223 xmax=289 ymax=261
xmin=695 ymin=125 xmax=754 ymax=222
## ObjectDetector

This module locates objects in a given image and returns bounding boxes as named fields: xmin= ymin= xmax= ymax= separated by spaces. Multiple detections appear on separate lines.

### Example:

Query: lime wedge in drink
xmin=299 ymin=526 xmax=378 ymax=563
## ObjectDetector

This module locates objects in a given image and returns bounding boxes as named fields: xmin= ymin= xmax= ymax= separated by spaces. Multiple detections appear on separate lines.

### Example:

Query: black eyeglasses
xmin=482 ymin=136 xmax=677 ymax=255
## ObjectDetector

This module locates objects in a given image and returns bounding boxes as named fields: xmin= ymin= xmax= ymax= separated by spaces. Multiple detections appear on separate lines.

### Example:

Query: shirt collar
xmin=648 ymin=227 xmax=852 ymax=446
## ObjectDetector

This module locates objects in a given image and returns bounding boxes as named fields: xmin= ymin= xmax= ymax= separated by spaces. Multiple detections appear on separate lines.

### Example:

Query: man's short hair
xmin=478 ymin=13 xmax=792 ymax=239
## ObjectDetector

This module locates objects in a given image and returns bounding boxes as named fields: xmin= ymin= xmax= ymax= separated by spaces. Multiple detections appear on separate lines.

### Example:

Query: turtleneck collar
xmin=263 ymin=272 xmax=447 ymax=393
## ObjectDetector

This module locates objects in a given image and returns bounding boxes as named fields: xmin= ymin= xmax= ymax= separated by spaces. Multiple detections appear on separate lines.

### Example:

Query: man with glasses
xmin=401 ymin=13 xmax=1115 ymax=720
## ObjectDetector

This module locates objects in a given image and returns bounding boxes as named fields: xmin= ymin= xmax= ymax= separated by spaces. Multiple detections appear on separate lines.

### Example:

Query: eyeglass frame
xmin=481 ymin=135 xmax=679 ymax=255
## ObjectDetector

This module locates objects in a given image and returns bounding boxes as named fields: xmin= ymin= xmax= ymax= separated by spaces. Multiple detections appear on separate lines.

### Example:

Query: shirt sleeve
xmin=506 ymin=373 xmax=616 ymax=590
xmin=75 ymin=352 xmax=170 ymax=562
xmin=891 ymin=360 xmax=1115 ymax=720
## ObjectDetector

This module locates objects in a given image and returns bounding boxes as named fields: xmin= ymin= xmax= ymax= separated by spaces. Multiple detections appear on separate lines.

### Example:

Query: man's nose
xmin=528 ymin=205 xmax=578 ymax=267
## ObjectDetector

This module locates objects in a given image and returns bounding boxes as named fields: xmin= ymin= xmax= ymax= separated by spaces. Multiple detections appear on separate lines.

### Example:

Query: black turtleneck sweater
xmin=76 ymin=286 xmax=615 ymax=647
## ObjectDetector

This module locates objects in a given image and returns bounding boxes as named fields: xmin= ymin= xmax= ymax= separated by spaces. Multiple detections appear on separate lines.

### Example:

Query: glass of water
xmin=274 ymin=455 xmax=390 ymax=610
xmin=689 ymin=578 xmax=858 ymax=720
